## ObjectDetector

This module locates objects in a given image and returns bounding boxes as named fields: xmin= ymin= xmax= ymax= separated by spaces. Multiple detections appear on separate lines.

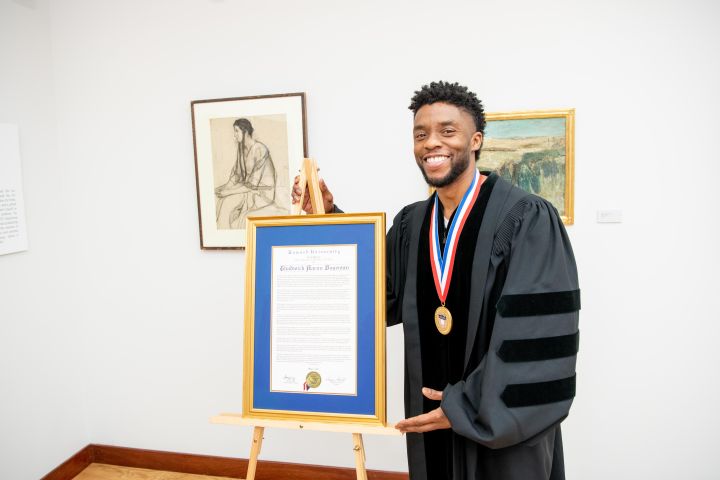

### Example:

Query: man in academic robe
xmin=293 ymin=81 xmax=580 ymax=480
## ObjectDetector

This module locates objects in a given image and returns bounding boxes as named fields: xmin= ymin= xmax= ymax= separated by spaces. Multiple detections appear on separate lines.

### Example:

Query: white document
xmin=270 ymin=245 xmax=358 ymax=395
xmin=0 ymin=124 xmax=28 ymax=256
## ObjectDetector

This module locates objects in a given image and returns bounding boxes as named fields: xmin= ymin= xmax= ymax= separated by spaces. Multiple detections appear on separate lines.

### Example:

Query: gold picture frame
xmin=478 ymin=109 xmax=575 ymax=225
xmin=242 ymin=213 xmax=387 ymax=426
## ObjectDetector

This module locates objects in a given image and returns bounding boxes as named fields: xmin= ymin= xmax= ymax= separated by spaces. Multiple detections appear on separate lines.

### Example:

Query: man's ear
xmin=471 ymin=132 xmax=483 ymax=153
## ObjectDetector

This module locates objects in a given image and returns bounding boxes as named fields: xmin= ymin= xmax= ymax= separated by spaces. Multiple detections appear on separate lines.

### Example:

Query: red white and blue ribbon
xmin=429 ymin=170 xmax=485 ymax=304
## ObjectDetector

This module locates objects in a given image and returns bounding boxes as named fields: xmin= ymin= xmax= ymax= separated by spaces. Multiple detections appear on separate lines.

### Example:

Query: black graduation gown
xmin=386 ymin=172 xmax=580 ymax=480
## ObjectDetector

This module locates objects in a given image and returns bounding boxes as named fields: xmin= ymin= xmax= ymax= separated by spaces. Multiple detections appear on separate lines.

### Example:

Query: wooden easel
xmin=211 ymin=415 xmax=400 ymax=480
xmin=292 ymin=157 xmax=325 ymax=215
xmin=215 ymin=158 xmax=400 ymax=480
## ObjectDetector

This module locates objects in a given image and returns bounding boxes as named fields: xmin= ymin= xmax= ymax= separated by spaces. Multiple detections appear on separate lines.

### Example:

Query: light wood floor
xmin=73 ymin=463 xmax=237 ymax=480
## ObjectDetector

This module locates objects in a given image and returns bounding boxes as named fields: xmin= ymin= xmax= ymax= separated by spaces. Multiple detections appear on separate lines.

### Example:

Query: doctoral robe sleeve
xmin=440 ymin=197 xmax=580 ymax=449
xmin=386 ymin=205 xmax=413 ymax=326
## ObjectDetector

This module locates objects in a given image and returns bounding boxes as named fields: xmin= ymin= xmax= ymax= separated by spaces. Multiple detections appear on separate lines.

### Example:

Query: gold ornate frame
xmin=242 ymin=213 xmax=387 ymax=426
xmin=479 ymin=108 xmax=575 ymax=225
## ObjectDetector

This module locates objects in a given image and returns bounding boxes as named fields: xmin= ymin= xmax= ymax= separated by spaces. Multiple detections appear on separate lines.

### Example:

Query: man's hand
xmin=395 ymin=387 xmax=451 ymax=434
xmin=291 ymin=176 xmax=335 ymax=214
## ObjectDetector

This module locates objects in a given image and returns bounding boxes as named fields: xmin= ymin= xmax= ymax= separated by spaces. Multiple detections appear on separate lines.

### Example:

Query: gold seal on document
xmin=434 ymin=305 xmax=453 ymax=335
xmin=306 ymin=371 xmax=322 ymax=389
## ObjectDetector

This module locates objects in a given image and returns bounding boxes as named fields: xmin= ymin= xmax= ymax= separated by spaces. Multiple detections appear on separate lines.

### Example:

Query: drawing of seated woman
xmin=215 ymin=118 xmax=278 ymax=229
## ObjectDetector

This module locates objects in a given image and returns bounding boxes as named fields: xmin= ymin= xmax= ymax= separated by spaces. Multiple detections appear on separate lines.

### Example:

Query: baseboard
xmin=40 ymin=445 xmax=95 ymax=480
xmin=41 ymin=444 xmax=409 ymax=480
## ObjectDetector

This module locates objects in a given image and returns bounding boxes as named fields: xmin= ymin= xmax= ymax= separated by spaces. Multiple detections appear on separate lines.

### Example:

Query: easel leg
xmin=352 ymin=433 xmax=368 ymax=480
xmin=245 ymin=426 xmax=264 ymax=480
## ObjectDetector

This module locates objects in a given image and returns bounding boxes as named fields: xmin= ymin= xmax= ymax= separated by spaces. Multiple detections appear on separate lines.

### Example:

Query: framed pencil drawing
xmin=243 ymin=213 xmax=387 ymax=426
xmin=191 ymin=93 xmax=308 ymax=249
xmin=478 ymin=109 xmax=575 ymax=224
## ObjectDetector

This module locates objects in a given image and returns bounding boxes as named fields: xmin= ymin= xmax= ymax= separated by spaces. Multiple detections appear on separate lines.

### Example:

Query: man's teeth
xmin=426 ymin=156 xmax=448 ymax=165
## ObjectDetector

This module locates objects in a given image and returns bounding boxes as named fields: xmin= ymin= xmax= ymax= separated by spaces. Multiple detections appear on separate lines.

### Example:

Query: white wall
xmin=1 ymin=0 xmax=719 ymax=478
xmin=0 ymin=1 xmax=89 ymax=479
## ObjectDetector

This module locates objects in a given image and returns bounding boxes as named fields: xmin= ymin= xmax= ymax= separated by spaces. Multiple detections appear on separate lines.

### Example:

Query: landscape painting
xmin=478 ymin=109 xmax=575 ymax=224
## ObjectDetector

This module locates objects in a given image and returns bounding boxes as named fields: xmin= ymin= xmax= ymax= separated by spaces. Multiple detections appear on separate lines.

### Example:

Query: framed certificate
xmin=242 ymin=213 xmax=386 ymax=426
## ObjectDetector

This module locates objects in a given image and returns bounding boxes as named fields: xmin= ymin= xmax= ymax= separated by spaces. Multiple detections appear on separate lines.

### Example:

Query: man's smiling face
xmin=413 ymin=102 xmax=483 ymax=188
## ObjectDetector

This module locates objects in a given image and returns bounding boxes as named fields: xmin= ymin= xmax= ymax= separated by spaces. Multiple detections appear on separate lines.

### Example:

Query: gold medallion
xmin=434 ymin=305 xmax=453 ymax=335
xmin=305 ymin=371 xmax=322 ymax=389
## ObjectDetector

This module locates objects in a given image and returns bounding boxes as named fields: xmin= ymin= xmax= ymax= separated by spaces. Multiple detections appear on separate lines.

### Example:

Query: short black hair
xmin=233 ymin=118 xmax=254 ymax=136
xmin=409 ymin=81 xmax=486 ymax=159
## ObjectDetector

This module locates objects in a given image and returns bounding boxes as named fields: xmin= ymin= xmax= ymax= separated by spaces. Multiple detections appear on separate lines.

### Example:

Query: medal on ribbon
xmin=429 ymin=170 xmax=485 ymax=335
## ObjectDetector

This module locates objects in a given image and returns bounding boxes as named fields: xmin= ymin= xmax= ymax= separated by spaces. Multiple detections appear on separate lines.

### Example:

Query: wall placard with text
xmin=0 ymin=124 xmax=28 ymax=256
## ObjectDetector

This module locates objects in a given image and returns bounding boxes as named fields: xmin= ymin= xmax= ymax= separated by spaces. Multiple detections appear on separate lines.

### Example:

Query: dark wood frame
xmin=191 ymin=92 xmax=309 ymax=250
